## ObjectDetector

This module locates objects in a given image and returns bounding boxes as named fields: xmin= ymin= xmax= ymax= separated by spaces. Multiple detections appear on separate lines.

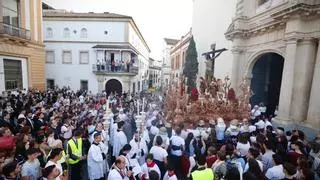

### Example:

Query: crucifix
xmin=202 ymin=43 xmax=227 ymax=79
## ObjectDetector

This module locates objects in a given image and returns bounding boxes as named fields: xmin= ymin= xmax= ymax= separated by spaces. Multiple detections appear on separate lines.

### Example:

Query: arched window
xmin=63 ymin=27 xmax=70 ymax=38
xmin=80 ymin=28 xmax=87 ymax=38
xmin=46 ymin=27 xmax=53 ymax=38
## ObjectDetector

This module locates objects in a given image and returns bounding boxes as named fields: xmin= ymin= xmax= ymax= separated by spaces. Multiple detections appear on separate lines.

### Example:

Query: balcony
xmin=92 ymin=64 xmax=138 ymax=76
xmin=0 ymin=23 xmax=31 ymax=41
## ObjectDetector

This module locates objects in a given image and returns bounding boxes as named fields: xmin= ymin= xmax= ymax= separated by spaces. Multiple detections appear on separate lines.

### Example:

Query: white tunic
xmin=87 ymin=143 xmax=104 ymax=180
xmin=129 ymin=138 xmax=148 ymax=165
xmin=141 ymin=163 xmax=161 ymax=179
xmin=113 ymin=130 xmax=128 ymax=157
xmin=108 ymin=168 xmax=129 ymax=180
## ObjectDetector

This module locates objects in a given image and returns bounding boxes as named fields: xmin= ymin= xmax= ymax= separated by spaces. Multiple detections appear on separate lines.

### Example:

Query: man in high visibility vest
xmin=67 ymin=130 xmax=86 ymax=180
xmin=190 ymin=155 xmax=214 ymax=180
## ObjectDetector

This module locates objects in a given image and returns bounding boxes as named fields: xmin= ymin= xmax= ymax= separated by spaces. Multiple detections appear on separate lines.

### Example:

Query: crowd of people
xmin=0 ymin=88 xmax=320 ymax=180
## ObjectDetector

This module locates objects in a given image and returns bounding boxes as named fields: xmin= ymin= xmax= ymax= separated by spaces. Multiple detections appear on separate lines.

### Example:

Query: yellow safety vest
xmin=67 ymin=138 xmax=83 ymax=164
xmin=191 ymin=168 xmax=214 ymax=180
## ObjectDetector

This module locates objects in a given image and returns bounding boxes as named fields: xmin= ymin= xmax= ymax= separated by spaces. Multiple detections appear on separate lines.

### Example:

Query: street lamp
xmin=202 ymin=43 xmax=227 ymax=79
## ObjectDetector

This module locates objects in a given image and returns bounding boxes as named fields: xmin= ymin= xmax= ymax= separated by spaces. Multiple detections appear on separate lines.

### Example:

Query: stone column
xmin=275 ymin=39 xmax=298 ymax=125
xmin=231 ymin=49 xmax=242 ymax=89
xmin=291 ymin=38 xmax=317 ymax=123
xmin=306 ymin=39 xmax=320 ymax=128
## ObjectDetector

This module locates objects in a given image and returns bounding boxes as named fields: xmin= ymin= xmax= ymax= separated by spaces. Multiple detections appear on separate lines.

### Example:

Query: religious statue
xmin=200 ymin=77 xmax=207 ymax=94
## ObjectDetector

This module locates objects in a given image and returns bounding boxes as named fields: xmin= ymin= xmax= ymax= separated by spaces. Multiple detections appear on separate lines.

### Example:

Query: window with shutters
xmin=3 ymin=59 xmax=22 ymax=90
xmin=62 ymin=50 xmax=72 ymax=64
xmin=80 ymin=80 xmax=88 ymax=91
xmin=45 ymin=51 xmax=55 ymax=63
xmin=47 ymin=79 xmax=55 ymax=90
xmin=63 ymin=27 xmax=70 ymax=38
xmin=80 ymin=28 xmax=87 ymax=38
xmin=46 ymin=27 xmax=53 ymax=38
xmin=79 ymin=51 xmax=89 ymax=64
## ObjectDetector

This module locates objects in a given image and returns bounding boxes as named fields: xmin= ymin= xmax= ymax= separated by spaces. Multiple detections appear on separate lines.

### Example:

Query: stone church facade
xmin=226 ymin=0 xmax=320 ymax=132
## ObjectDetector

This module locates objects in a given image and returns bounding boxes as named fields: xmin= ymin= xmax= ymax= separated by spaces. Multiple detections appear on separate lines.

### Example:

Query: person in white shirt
xmin=153 ymin=127 xmax=170 ymax=150
xmin=240 ymin=119 xmax=250 ymax=133
xmin=251 ymin=105 xmax=261 ymax=122
xmin=141 ymin=154 xmax=161 ymax=179
xmin=259 ymin=102 xmax=267 ymax=115
xmin=108 ymin=156 xmax=132 ymax=180
xmin=163 ymin=163 xmax=178 ymax=180
xmin=150 ymin=136 xmax=168 ymax=178
xmin=60 ymin=119 xmax=74 ymax=141
xmin=265 ymin=154 xmax=285 ymax=180
xmin=87 ymin=133 xmax=105 ymax=180
xmin=45 ymin=148 xmax=65 ymax=180
xmin=262 ymin=140 xmax=275 ymax=173
xmin=236 ymin=134 xmax=251 ymax=157
xmin=254 ymin=116 xmax=265 ymax=132
xmin=169 ymin=127 xmax=185 ymax=179
xmin=244 ymin=148 xmax=263 ymax=172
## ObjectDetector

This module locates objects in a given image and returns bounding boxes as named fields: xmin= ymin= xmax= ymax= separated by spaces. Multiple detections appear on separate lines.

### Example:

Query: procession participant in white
xmin=251 ymin=105 xmax=261 ymax=122
xmin=216 ymin=117 xmax=226 ymax=143
xmin=225 ymin=119 xmax=240 ymax=137
xmin=129 ymin=131 xmax=148 ymax=165
xmin=113 ymin=121 xmax=128 ymax=157
xmin=108 ymin=156 xmax=133 ymax=180
xmin=87 ymin=132 xmax=106 ymax=180
xmin=153 ymin=127 xmax=170 ymax=150
xmin=255 ymin=116 xmax=265 ymax=132
xmin=141 ymin=154 xmax=161 ymax=179
xmin=239 ymin=119 xmax=249 ymax=133
xmin=150 ymin=136 xmax=168 ymax=178
xmin=259 ymin=102 xmax=267 ymax=115
xmin=163 ymin=163 xmax=178 ymax=180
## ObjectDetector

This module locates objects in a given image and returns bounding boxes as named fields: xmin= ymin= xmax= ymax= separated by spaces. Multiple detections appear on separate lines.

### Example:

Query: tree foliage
xmin=183 ymin=36 xmax=199 ymax=93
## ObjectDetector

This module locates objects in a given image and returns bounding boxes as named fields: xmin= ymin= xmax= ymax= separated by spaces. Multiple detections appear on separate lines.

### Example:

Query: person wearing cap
xmin=16 ymin=113 xmax=26 ymax=133
xmin=250 ymin=105 xmax=261 ymax=124
xmin=153 ymin=126 xmax=170 ymax=150
xmin=87 ymin=132 xmax=106 ymax=180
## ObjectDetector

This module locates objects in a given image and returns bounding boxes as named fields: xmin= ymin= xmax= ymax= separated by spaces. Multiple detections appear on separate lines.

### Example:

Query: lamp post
xmin=202 ymin=43 xmax=227 ymax=79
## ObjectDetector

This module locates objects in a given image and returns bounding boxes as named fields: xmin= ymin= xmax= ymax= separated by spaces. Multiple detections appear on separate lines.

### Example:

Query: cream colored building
xmin=226 ymin=0 xmax=320 ymax=132
xmin=170 ymin=30 xmax=192 ymax=79
xmin=0 ymin=0 xmax=45 ymax=92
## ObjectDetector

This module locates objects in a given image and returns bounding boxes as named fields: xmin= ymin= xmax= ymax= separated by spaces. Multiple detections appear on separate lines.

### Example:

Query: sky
xmin=42 ymin=0 xmax=193 ymax=60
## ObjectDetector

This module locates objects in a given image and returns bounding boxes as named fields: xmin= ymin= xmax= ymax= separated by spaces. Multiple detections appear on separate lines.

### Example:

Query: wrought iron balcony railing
xmin=92 ymin=64 xmax=138 ymax=75
xmin=0 ymin=23 xmax=31 ymax=40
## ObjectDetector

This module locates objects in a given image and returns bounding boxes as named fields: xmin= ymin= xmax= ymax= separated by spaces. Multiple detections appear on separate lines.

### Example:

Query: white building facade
xmin=170 ymin=30 xmax=192 ymax=79
xmin=161 ymin=38 xmax=178 ymax=88
xmin=192 ymin=0 xmax=236 ymax=80
xmin=43 ymin=10 xmax=150 ymax=94
xmin=226 ymin=0 xmax=320 ymax=133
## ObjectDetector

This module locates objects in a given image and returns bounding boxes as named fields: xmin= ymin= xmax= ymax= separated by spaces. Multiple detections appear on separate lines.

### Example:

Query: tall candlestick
xmin=142 ymin=97 xmax=145 ymax=112
xmin=106 ymin=99 xmax=109 ymax=113
xmin=137 ymin=100 xmax=140 ymax=114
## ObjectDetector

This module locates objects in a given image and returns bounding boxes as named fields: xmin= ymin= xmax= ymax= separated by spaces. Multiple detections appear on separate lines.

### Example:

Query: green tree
xmin=183 ymin=36 xmax=199 ymax=93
